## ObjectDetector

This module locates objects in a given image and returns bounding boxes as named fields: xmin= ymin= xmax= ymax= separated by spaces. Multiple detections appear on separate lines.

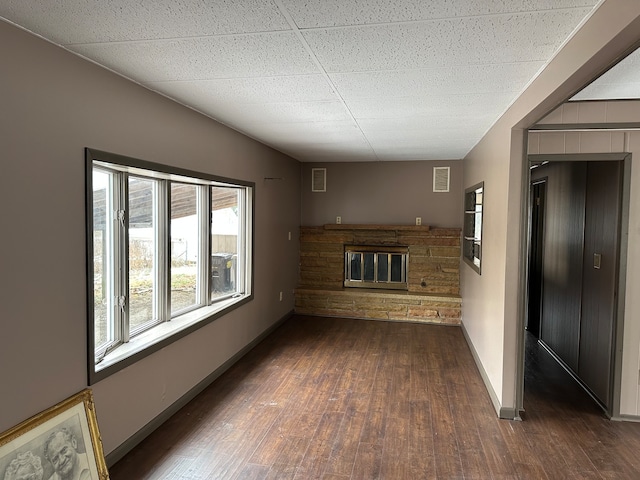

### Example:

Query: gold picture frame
xmin=0 ymin=389 xmax=109 ymax=480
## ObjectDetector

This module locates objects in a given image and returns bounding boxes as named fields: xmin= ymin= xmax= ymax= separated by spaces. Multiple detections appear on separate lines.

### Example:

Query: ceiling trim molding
xmin=530 ymin=122 xmax=640 ymax=132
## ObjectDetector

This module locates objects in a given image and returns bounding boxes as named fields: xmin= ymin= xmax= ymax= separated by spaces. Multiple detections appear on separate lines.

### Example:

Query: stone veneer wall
xmin=295 ymin=225 xmax=462 ymax=324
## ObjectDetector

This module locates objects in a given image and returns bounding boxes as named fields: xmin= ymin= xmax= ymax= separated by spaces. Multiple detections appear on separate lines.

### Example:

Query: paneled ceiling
xmin=0 ymin=1 xmax=607 ymax=162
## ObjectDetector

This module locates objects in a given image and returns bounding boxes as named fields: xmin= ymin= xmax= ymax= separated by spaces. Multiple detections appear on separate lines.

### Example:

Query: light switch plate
xmin=594 ymin=253 xmax=602 ymax=269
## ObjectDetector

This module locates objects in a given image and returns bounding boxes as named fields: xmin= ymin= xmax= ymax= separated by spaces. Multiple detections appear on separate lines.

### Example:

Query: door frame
xmin=517 ymin=150 xmax=631 ymax=418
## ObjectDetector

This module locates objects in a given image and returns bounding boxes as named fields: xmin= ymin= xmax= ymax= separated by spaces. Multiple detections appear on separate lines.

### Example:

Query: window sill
xmin=95 ymin=294 xmax=249 ymax=375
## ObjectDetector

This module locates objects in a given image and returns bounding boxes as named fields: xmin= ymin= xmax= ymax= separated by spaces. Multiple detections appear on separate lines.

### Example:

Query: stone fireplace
xmin=295 ymin=224 xmax=462 ymax=325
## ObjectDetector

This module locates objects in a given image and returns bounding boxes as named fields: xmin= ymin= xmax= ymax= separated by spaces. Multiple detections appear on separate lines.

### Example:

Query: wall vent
xmin=312 ymin=168 xmax=326 ymax=192
xmin=433 ymin=167 xmax=450 ymax=193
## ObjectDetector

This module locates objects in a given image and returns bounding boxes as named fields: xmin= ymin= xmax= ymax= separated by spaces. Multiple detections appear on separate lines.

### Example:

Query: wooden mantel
xmin=323 ymin=224 xmax=430 ymax=232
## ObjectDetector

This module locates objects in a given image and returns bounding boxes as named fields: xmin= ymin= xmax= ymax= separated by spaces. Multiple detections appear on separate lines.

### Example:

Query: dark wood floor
xmin=108 ymin=316 xmax=640 ymax=479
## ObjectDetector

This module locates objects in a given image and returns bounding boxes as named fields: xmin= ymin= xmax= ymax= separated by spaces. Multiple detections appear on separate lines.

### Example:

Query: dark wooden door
xmin=536 ymin=162 xmax=587 ymax=372
xmin=578 ymin=161 xmax=622 ymax=407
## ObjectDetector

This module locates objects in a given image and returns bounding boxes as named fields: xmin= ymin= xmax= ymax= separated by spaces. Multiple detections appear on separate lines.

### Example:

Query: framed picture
xmin=0 ymin=389 xmax=109 ymax=480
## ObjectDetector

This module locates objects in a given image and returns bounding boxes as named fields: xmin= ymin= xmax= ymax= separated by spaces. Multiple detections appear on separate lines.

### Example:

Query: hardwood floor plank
xmin=267 ymin=436 xmax=311 ymax=476
xmin=389 ymin=364 xmax=412 ymax=418
xmin=264 ymin=463 xmax=298 ymax=480
xmin=247 ymin=416 xmax=291 ymax=466
xmin=232 ymin=463 xmax=271 ymax=479
xmin=380 ymin=408 xmax=410 ymax=479
xmin=408 ymin=400 xmax=437 ymax=479
xmin=323 ymin=408 xmax=367 ymax=477
xmin=183 ymin=451 xmax=232 ymax=480
xmin=294 ymin=412 xmax=344 ymax=479
xmin=279 ymin=410 xmax=324 ymax=439
xmin=449 ymin=400 xmax=494 ymax=478
xmin=410 ymin=362 xmax=431 ymax=400
xmin=358 ymin=403 xmax=387 ymax=446
xmin=429 ymin=382 xmax=464 ymax=478
xmin=351 ymin=442 xmax=383 ymax=480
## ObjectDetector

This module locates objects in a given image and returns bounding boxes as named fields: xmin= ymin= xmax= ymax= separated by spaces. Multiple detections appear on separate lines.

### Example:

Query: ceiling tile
xmin=278 ymin=138 xmax=374 ymax=154
xmin=244 ymin=120 xmax=363 ymax=142
xmin=572 ymin=84 xmax=640 ymax=101
xmin=243 ymin=122 xmax=376 ymax=161
xmin=0 ymin=0 xmax=289 ymax=44
xmin=193 ymin=101 xmax=355 ymax=131
xmin=282 ymin=0 xmax=596 ymax=28
xmin=281 ymin=149 xmax=378 ymax=162
xmin=572 ymin=48 xmax=640 ymax=100
xmin=147 ymin=74 xmax=337 ymax=106
xmin=358 ymin=118 xmax=488 ymax=136
xmin=346 ymin=93 xmax=515 ymax=120
xmin=302 ymin=10 xmax=593 ymax=73
xmin=255 ymin=128 xmax=368 ymax=149
xmin=372 ymin=146 xmax=472 ymax=161
xmin=69 ymin=33 xmax=319 ymax=82
xmin=330 ymin=63 xmax=544 ymax=99
xmin=258 ymin=136 xmax=378 ymax=162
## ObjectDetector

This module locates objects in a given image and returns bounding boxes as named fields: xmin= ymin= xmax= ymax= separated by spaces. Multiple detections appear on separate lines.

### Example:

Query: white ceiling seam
xmin=272 ymin=0 xmax=379 ymax=161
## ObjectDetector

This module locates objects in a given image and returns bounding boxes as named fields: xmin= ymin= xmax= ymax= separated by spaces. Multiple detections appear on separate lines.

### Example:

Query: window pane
xmin=475 ymin=187 xmax=483 ymax=241
xmin=211 ymin=187 xmax=240 ymax=300
xmin=129 ymin=177 xmax=158 ymax=332
xmin=363 ymin=253 xmax=375 ymax=281
xmin=350 ymin=253 xmax=362 ymax=280
xmin=171 ymin=183 xmax=198 ymax=314
xmin=93 ymin=170 xmax=113 ymax=351
xmin=377 ymin=254 xmax=389 ymax=282
xmin=390 ymin=254 xmax=403 ymax=282
xmin=473 ymin=242 xmax=481 ymax=267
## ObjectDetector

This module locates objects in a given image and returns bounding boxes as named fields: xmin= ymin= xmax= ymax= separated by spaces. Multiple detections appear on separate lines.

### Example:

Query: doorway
xmin=525 ymin=159 xmax=623 ymax=413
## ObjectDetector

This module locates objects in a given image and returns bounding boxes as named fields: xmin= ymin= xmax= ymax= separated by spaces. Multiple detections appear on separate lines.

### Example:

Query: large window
xmin=463 ymin=182 xmax=483 ymax=274
xmin=87 ymin=148 xmax=253 ymax=382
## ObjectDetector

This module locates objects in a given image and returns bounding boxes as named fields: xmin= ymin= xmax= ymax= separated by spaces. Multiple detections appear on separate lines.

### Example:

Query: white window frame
xmin=463 ymin=182 xmax=483 ymax=274
xmin=87 ymin=148 xmax=254 ymax=383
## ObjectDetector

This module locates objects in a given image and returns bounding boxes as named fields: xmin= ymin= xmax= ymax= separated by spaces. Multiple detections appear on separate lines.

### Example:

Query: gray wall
xmin=0 ymin=20 xmax=301 ymax=455
xmin=300 ymin=161 xmax=463 ymax=227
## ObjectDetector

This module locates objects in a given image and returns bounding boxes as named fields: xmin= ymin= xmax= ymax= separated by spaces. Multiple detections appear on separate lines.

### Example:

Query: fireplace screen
xmin=344 ymin=246 xmax=408 ymax=290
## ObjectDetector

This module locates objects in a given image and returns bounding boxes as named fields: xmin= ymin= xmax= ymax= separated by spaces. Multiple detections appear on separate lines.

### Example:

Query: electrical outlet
xmin=279 ymin=291 xmax=283 ymax=301
xmin=336 ymin=216 xmax=342 ymax=224
xmin=416 ymin=217 xmax=422 ymax=226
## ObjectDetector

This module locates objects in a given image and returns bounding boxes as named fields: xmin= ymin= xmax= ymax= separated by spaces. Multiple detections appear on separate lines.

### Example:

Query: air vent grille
xmin=433 ymin=167 xmax=450 ymax=193
xmin=312 ymin=168 xmax=326 ymax=192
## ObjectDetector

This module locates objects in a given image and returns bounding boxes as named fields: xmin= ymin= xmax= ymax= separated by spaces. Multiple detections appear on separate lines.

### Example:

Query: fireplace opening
xmin=344 ymin=245 xmax=408 ymax=290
